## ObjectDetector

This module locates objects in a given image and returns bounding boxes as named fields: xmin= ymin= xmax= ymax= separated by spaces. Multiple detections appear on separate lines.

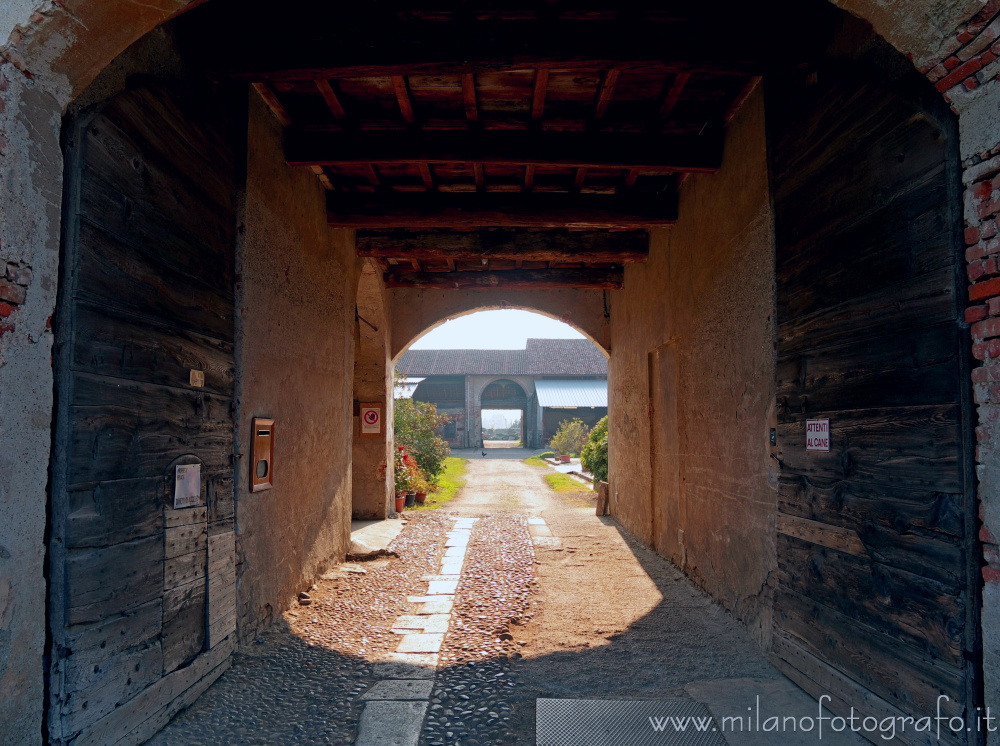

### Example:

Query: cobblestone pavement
xmin=150 ymin=459 xmax=789 ymax=745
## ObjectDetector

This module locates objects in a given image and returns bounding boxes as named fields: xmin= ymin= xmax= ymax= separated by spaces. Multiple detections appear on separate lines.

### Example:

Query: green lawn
xmin=524 ymin=455 xmax=548 ymax=467
xmin=413 ymin=457 xmax=467 ymax=510
xmin=544 ymin=472 xmax=593 ymax=494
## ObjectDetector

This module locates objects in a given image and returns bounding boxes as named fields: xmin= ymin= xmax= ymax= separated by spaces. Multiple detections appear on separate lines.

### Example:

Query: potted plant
xmin=412 ymin=470 xmax=430 ymax=505
xmin=393 ymin=447 xmax=412 ymax=512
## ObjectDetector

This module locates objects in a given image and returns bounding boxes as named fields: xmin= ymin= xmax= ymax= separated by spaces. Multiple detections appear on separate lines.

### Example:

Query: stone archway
xmin=2 ymin=0 xmax=1000 ymax=742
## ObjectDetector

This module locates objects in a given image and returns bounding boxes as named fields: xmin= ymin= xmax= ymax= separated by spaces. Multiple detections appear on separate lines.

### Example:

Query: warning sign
xmin=806 ymin=419 xmax=830 ymax=452
xmin=360 ymin=403 xmax=382 ymax=438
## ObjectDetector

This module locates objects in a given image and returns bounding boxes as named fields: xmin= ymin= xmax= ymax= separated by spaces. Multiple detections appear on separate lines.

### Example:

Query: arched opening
xmin=478 ymin=378 xmax=528 ymax=448
xmin=397 ymin=309 xmax=608 ymax=454
xmin=2 ymin=0 xmax=998 ymax=741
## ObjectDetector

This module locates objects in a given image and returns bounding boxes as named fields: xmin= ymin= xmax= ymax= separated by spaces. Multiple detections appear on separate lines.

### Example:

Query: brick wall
xmin=0 ymin=251 xmax=33 ymax=354
xmin=922 ymin=2 xmax=1000 ymax=103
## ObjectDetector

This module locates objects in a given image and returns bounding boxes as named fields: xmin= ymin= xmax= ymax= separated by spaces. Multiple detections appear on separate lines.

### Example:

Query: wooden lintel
xmin=286 ymin=130 xmax=721 ymax=172
xmin=328 ymin=193 xmax=676 ymax=229
xmin=356 ymin=229 xmax=649 ymax=263
xmin=384 ymin=268 xmax=624 ymax=290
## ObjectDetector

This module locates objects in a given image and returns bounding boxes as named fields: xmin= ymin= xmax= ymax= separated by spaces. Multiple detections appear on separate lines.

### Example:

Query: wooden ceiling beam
xmin=327 ymin=193 xmax=676 ymax=229
xmin=357 ymin=229 xmax=649 ymax=263
xmin=286 ymin=130 xmax=722 ymax=172
xmin=384 ymin=268 xmax=624 ymax=290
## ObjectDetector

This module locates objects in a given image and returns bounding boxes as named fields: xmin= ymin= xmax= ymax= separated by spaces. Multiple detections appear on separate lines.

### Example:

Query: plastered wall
xmin=608 ymin=86 xmax=778 ymax=646
xmin=234 ymin=90 xmax=360 ymax=640
xmin=352 ymin=261 xmax=393 ymax=519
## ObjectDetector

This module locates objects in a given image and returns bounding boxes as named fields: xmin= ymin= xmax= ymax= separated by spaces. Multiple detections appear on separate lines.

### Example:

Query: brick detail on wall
xmin=0 ymin=252 xmax=31 ymax=345
xmin=963 ymin=139 xmax=1000 ymax=591
xmin=921 ymin=3 xmax=1000 ymax=102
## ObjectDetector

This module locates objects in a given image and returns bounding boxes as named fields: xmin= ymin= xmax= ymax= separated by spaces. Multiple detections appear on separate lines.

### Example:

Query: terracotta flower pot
xmin=558 ymin=454 xmax=571 ymax=463
xmin=415 ymin=491 xmax=427 ymax=504
xmin=404 ymin=491 xmax=416 ymax=508
xmin=395 ymin=493 xmax=406 ymax=513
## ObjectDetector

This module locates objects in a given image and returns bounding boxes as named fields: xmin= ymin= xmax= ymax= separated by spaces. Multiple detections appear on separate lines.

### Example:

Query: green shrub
xmin=394 ymin=397 xmax=451 ymax=483
xmin=581 ymin=415 xmax=608 ymax=483
xmin=549 ymin=418 xmax=590 ymax=456
xmin=539 ymin=451 xmax=555 ymax=459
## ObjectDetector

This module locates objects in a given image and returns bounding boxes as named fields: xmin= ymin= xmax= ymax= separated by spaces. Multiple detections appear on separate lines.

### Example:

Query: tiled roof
xmin=397 ymin=339 xmax=608 ymax=376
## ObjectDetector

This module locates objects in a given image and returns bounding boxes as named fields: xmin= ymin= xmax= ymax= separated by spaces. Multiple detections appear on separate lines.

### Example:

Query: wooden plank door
xmin=48 ymin=80 xmax=238 ymax=744
xmin=768 ymin=69 xmax=978 ymax=744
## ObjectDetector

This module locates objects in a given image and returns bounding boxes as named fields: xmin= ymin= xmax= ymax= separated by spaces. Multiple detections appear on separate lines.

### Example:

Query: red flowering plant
xmin=393 ymin=446 xmax=418 ymax=493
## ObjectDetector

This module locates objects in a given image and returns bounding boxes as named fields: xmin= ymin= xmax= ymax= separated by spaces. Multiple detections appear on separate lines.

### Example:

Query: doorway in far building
xmin=481 ymin=408 xmax=524 ymax=448
xmin=478 ymin=379 xmax=528 ymax=449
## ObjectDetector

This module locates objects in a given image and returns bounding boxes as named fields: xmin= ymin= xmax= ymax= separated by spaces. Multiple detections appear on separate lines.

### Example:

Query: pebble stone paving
xmin=147 ymin=513 xmax=453 ymax=745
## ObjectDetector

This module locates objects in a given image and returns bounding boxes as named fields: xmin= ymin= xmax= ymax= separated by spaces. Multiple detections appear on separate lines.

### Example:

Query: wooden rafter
xmin=531 ymin=68 xmax=549 ymax=124
xmin=419 ymin=163 xmax=435 ymax=191
xmin=474 ymin=163 xmax=485 ymax=191
xmin=315 ymin=79 xmax=347 ymax=119
xmin=384 ymin=268 xmax=624 ymax=290
xmin=392 ymin=75 xmax=415 ymax=123
xmin=573 ymin=167 xmax=587 ymax=191
xmin=310 ymin=165 xmax=334 ymax=190
xmin=327 ymin=192 xmax=677 ymax=229
xmin=724 ymin=75 xmax=762 ymax=124
xmin=462 ymin=73 xmax=479 ymax=123
xmin=357 ymin=229 xmax=649 ymax=263
xmin=623 ymin=168 xmax=639 ymax=190
xmin=593 ymin=68 xmax=620 ymax=120
xmin=524 ymin=164 xmax=535 ymax=191
xmin=285 ymin=130 xmax=722 ymax=172
xmin=252 ymin=82 xmax=292 ymax=126
xmin=364 ymin=164 xmax=381 ymax=188
xmin=657 ymin=72 xmax=690 ymax=122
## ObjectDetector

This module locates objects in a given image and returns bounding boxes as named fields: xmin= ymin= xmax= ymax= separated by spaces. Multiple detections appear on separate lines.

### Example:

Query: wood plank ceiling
xmin=192 ymin=1 xmax=821 ymax=289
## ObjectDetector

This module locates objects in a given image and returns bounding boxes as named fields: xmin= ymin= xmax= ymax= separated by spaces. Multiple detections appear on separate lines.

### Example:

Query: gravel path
xmin=148 ymin=458 xmax=784 ymax=745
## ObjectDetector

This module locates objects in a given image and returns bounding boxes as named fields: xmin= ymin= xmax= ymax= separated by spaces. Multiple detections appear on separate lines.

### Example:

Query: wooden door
xmin=48 ymin=81 xmax=238 ymax=744
xmin=769 ymin=68 xmax=978 ymax=744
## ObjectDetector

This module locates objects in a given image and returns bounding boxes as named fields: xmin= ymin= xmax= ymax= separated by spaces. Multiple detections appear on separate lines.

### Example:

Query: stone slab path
xmin=149 ymin=459 xmax=861 ymax=745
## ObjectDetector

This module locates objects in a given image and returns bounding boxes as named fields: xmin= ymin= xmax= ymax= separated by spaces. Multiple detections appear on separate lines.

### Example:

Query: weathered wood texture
xmin=50 ymin=82 xmax=238 ymax=744
xmin=769 ymin=71 xmax=972 ymax=740
xmin=207 ymin=532 xmax=238 ymax=647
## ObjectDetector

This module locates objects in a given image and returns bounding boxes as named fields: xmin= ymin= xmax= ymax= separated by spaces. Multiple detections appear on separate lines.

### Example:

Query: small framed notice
xmin=806 ymin=419 xmax=830 ymax=452
xmin=174 ymin=463 xmax=202 ymax=508
xmin=360 ymin=403 xmax=382 ymax=439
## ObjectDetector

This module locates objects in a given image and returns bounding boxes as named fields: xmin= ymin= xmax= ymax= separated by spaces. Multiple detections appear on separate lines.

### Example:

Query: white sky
xmin=409 ymin=309 xmax=584 ymax=349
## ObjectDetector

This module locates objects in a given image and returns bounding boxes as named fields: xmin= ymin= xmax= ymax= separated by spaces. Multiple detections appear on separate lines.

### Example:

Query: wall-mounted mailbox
xmin=251 ymin=418 xmax=275 ymax=492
